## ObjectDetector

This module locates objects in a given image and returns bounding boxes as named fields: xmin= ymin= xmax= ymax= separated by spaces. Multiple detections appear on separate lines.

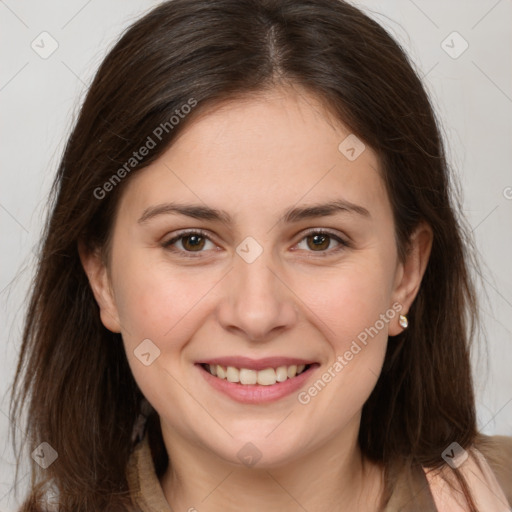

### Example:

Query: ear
xmin=78 ymin=241 xmax=122 ymax=333
xmin=388 ymin=221 xmax=433 ymax=336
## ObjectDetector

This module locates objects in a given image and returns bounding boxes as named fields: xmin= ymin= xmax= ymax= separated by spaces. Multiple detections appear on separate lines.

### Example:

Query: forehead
xmin=117 ymin=86 xmax=390 ymax=225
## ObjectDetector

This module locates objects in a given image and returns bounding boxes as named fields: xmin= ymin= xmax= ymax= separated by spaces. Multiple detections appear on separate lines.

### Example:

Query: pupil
xmin=185 ymin=235 xmax=203 ymax=250
xmin=310 ymin=234 xmax=328 ymax=250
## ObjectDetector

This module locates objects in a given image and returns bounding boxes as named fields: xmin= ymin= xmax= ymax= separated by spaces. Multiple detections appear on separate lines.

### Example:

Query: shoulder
xmin=423 ymin=435 xmax=512 ymax=511
xmin=473 ymin=434 xmax=512 ymax=504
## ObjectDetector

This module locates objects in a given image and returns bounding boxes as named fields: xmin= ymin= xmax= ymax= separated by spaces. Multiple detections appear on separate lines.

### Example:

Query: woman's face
xmin=84 ymin=86 xmax=430 ymax=468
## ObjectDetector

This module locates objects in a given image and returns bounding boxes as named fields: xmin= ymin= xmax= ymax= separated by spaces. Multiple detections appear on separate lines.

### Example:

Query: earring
xmin=399 ymin=314 xmax=408 ymax=329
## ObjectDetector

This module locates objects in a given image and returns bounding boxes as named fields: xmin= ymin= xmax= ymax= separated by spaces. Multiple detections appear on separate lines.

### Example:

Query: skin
xmin=80 ymin=85 xmax=434 ymax=511
xmin=425 ymin=454 xmax=511 ymax=511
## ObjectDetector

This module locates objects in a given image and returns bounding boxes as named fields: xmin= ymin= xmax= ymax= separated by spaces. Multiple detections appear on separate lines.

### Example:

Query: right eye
xmin=161 ymin=230 xmax=217 ymax=257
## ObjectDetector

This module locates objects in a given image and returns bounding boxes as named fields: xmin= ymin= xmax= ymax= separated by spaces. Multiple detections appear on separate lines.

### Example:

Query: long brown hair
xmin=11 ymin=0 xmax=482 ymax=510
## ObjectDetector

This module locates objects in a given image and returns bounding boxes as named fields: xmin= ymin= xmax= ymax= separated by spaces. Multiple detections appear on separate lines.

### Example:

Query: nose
xmin=216 ymin=248 xmax=299 ymax=343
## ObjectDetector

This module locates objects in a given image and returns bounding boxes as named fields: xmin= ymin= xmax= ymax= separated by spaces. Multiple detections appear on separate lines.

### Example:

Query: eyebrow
xmin=137 ymin=199 xmax=370 ymax=225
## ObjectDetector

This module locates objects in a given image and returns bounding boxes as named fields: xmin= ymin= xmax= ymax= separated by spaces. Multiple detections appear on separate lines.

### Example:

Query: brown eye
xmin=162 ymin=230 xmax=215 ymax=256
xmin=181 ymin=234 xmax=206 ymax=251
xmin=306 ymin=233 xmax=331 ymax=251
xmin=295 ymin=230 xmax=349 ymax=255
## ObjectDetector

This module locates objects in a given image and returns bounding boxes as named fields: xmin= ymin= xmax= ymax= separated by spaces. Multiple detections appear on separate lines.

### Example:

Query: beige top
xmin=126 ymin=434 xmax=512 ymax=511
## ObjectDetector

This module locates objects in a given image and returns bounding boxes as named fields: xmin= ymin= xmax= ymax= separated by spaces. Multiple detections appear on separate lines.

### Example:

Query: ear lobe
xmin=388 ymin=222 xmax=433 ymax=336
xmin=78 ymin=241 xmax=122 ymax=333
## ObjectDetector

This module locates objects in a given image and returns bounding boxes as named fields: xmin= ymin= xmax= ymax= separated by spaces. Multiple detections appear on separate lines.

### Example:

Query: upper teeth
xmin=207 ymin=364 xmax=307 ymax=385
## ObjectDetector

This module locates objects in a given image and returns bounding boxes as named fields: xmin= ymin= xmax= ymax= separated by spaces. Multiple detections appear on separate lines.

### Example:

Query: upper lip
xmin=197 ymin=356 xmax=316 ymax=371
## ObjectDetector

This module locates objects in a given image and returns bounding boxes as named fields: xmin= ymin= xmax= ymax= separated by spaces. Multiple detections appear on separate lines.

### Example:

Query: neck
xmin=159 ymin=418 xmax=384 ymax=512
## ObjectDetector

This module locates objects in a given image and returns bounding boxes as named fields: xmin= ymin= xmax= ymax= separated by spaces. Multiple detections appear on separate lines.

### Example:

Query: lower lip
xmin=197 ymin=364 xmax=318 ymax=404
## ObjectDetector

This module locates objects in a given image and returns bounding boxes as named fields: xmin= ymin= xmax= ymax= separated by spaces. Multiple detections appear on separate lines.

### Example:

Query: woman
xmin=10 ymin=0 xmax=512 ymax=510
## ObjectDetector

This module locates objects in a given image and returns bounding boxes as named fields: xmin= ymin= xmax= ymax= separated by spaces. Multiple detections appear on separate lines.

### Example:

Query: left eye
xmin=162 ymin=229 xmax=348 ymax=257
xmin=295 ymin=231 xmax=347 ymax=253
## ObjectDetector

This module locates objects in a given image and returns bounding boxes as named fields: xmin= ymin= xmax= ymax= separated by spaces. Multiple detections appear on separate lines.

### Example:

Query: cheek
xmin=293 ymin=267 xmax=393 ymax=424
xmin=113 ymin=259 xmax=219 ymax=417
xmin=111 ymin=255 xmax=226 ymax=392
xmin=299 ymin=258 xmax=395 ymax=348
xmin=112 ymin=254 xmax=206 ymax=338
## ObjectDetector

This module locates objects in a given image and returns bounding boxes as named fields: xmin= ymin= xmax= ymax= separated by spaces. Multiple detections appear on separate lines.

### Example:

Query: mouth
xmin=196 ymin=358 xmax=319 ymax=404
xmin=201 ymin=362 xmax=312 ymax=385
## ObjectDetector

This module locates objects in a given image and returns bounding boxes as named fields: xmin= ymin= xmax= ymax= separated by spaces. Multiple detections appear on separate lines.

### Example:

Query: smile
xmin=203 ymin=363 xmax=310 ymax=385
xmin=196 ymin=358 xmax=319 ymax=404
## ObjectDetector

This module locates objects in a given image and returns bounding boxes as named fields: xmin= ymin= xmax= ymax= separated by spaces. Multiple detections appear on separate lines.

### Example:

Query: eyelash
xmin=161 ymin=228 xmax=350 ymax=259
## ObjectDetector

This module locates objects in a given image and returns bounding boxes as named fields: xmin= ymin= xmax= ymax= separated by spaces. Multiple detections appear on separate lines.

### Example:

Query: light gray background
xmin=1 ymin=0 xmax=511 ymax=510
